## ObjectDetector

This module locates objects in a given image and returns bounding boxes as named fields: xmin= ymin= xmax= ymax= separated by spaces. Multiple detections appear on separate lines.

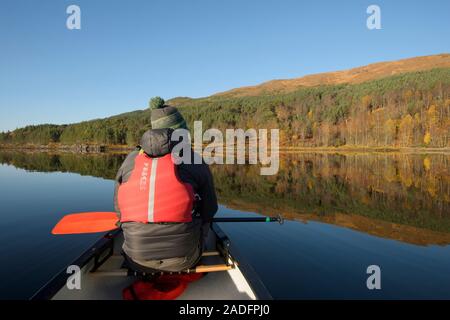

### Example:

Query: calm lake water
xmin=0 ymin=150 xmax=449 ymax=299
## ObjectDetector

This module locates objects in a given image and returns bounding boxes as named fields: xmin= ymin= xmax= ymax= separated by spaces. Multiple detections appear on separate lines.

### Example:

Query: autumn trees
xmin=1 ymin=68 xmax=449 ymax=148
xmin=178 ymin=68 xmax=449 ymax=148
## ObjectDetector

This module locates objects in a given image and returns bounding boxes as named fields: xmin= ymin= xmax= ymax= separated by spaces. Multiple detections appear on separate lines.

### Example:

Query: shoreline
xmin=279 ymin=146 xmax=450 ymax=154
xmin=0 ymin=143 xmax=449 ymax=154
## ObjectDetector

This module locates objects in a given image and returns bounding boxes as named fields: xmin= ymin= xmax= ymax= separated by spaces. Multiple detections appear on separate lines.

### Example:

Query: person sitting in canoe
xmin=113 ymin=97 xmax=218 ymax=272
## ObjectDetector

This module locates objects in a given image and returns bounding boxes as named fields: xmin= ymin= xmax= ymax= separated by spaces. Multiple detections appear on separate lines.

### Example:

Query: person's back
xmin=113 ymin=100 xmax=217 ymax=272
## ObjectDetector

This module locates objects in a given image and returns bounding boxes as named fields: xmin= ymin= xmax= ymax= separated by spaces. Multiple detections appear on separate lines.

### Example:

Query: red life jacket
xmin=118 ymin=151 xmax=194 ymax=223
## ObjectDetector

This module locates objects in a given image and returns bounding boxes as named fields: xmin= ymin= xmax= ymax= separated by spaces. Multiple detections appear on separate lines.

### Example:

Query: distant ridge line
xmin=211 ymin=53 xmax=450 ymax=98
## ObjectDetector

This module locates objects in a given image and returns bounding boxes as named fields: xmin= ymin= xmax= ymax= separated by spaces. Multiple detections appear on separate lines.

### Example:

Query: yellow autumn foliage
xmin=427 ymin=105 xmax=438 ymax=125
xmin=423 ymin=132 xmax=431 ymax=145
xmin=423 ymin=157 xmax=431 ymax=171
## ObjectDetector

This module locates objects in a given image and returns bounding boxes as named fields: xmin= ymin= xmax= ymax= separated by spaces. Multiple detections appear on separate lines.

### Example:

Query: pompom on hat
xmin=149 ymin=97 xmax=187 ymax=130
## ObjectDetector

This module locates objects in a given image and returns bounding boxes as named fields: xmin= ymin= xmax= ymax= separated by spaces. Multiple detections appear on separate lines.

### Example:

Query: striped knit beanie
xmin=150 ymin=97 xmax=187 ymax=130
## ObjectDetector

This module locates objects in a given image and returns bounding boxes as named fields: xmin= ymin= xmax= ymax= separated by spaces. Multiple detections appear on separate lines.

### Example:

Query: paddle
xmin=51 ymin=212 xmax=283 ymax=235
xmin=51 ymin=212 xmax=118 ymax=235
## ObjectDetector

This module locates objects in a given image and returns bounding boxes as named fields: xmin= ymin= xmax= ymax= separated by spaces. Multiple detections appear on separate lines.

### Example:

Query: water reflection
xmin=210 ymin=153 xmax=450 ymax=245
xmin=0 ymin=150 xmax=449 ymax=246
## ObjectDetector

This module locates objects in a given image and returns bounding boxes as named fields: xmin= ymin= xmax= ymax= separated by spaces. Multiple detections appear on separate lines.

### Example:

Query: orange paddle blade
xmin=52 ymin=212 xmax=119 ymax=235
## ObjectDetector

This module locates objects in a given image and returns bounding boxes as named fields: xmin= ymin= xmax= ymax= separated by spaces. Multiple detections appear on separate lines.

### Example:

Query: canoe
xmin=31 ymin=223 xmax=272 ymax=300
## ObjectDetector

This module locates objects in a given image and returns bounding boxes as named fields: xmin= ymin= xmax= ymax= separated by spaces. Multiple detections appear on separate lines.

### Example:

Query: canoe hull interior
xmin=32 ymin=224 xmax=272 ymax=300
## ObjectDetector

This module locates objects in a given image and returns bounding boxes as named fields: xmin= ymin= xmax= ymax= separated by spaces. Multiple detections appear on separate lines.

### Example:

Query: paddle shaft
xmin=52 ymin=212 xmax=284 ymax=235
xmin=212 ymin=217 xmax=282 ymax=223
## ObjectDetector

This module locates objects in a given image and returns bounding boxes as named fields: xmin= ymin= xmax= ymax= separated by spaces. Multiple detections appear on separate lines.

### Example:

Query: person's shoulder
xmin=121 ymin=148 xmax=140 ymax=166
xmin=127 ymin=147 xmax=141 ymax=157
xmin=129 ymin=148 xmax=140 ymax=156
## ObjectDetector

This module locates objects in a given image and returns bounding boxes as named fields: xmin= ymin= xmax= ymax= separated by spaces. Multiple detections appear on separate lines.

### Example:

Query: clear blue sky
xmin=1 ymin=0 xmax=449 ymax=131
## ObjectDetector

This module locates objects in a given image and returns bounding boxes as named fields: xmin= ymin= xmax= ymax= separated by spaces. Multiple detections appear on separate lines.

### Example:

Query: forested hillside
xmin=1 ymin=67 xmax=449 ymax=148
xmin=177 ymin=68 xmax=450 ymax=147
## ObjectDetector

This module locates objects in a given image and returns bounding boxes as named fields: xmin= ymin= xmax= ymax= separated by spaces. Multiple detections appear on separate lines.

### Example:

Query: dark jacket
xmin=113 ymin=128 xmax=218 ymax=262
